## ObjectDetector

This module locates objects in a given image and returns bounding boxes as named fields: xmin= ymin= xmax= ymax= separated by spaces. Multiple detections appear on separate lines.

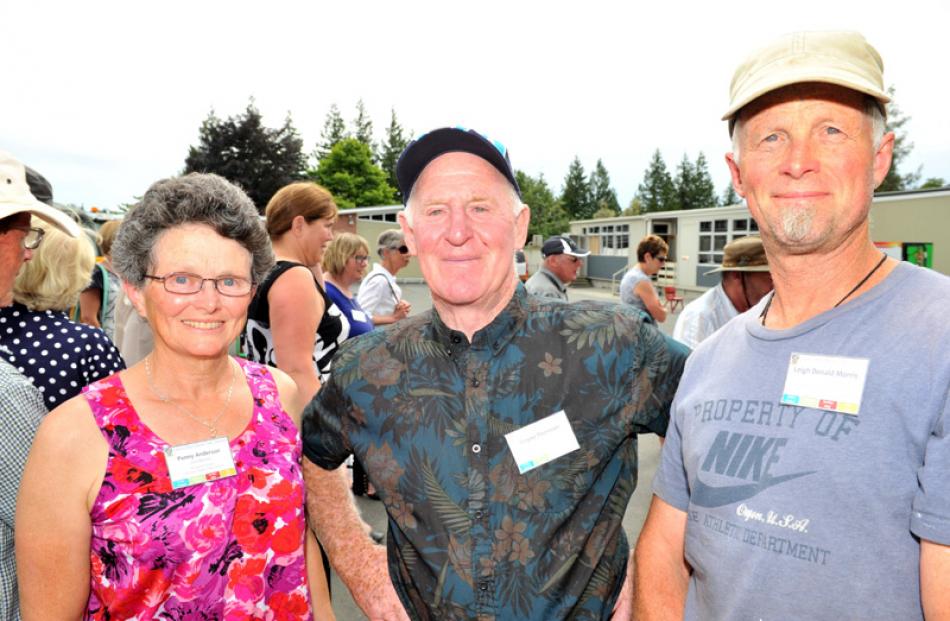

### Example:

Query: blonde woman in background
xmin=4 ymin=218 xmax=124 ymax=409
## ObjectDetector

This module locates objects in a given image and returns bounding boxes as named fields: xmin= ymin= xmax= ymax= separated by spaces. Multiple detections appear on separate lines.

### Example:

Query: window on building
xmin=697 ymin=218 xmax=759 ymax=266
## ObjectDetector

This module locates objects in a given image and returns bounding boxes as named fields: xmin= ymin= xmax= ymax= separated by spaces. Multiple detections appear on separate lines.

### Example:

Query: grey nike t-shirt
xmin=653 ymin=261 xmax=950 ymax=620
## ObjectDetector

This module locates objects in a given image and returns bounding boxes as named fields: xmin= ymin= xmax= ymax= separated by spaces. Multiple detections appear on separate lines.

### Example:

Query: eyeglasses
xmin=352 ymin=255 xmax=369 ymax=263
xmin=656 ymin=256 xmax=668 ymax=263
xmin=392 ymin=245 xmax=409 ymax=255
xmin=144 ymin=272 xmax=253 ymax=297
xmin=7 ymin=226 xmax=45 ymax=250
xmin=566 ymin=256 xmax=580 ymax=264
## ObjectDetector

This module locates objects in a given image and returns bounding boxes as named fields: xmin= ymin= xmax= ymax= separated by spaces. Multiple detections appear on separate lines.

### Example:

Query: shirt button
xmin=471 ymin=444 xmax=481 ymax=454
xmin=471 ymin=377 xmax=480 ymax=387
xmin=474 ymin=510 xmax=483 ymax=520
xmin=451 ymin=335 xmax=462 ymax=344
xmin=479 ymin=581 xmax=489 ymax=591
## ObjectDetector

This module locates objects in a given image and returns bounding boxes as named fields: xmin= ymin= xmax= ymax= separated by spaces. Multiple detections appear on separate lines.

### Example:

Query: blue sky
xmin=6 ymin=0 xmax=948 ymax=211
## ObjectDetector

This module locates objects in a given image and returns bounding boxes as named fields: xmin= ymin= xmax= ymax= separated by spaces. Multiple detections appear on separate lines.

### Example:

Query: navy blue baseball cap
xmin=395 ymin=126 xmax=521 ymax=204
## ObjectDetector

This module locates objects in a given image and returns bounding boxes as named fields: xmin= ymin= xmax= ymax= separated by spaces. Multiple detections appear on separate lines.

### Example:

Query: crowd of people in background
xmin=0 ymin=27 xmax=948 ymax=621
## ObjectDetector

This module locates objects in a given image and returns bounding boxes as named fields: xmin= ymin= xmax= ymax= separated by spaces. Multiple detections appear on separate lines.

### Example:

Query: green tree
xmin=184 ymin=101 xmax=306 ymax=212
xmin=622 ymin=197 xmax=642 ymax=216
xmin=589 ymin=159 xmax=621 ymax=215
xmin=671 ymin=154 xmax=693 ymax=211
xmin=560 ymin=157 xmax=593 ymax=220
xmin=689 ymin=153 xmax=718 ymax=209
xmin=352 ymin=99 xmax=375 ymax=154
xmin=919 ymin=177 xmax=946 ymax=189
xmin=379 ymin=109 xmax=410 ymax=202
xmin=721 ymin=181 xmax=740 ymax=206
xmin=636 ymin=149 xmax=676 ymax=213
xmin=516 ymin=170 xmax=568 ymax=240
xmin=878 ymin=86 xmax=921 ymax=192
xmin=314 ymin=103 xmax=348 ymax=161
xmin=308 ymin=138 xmax=396 ymax=209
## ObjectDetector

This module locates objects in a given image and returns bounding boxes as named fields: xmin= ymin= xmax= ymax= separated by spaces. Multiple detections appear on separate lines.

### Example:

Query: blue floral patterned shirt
xmin=304 ymin=285 xmax=688 ymax=620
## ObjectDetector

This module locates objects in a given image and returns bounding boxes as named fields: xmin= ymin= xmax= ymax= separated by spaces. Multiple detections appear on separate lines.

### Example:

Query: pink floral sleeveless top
xmin=82 ymin=358 xmax=312 ymax=620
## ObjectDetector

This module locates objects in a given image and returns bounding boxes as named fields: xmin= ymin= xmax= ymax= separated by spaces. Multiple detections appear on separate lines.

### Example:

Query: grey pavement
xmin=328 ymin=282 xmax=694 ymax=620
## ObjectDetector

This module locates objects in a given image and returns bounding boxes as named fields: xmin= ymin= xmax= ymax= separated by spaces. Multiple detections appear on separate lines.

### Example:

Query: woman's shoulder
xmin=34 ymin=391 xmax=107 ymax=458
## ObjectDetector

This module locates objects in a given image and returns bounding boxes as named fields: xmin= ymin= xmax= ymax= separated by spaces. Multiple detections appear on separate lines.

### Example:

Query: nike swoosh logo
xmin=692 ymin=471 xmax=815 ymax=508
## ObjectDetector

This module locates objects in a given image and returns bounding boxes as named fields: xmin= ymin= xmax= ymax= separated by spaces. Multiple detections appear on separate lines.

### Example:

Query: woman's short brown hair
xmin=636 ymin=234 xmax=669 ymax=262
xmin=323 ymin=232 xmax=369 ymax=278
xmin=97 ymin=219 xmax=122 ymax=257
xmin=265 ymin=182 xmax=338 ymax=239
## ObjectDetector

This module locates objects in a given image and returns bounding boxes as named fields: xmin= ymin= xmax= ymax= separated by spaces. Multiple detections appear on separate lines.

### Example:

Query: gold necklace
xmin=144 ymin=355 xmax=237 ymax=439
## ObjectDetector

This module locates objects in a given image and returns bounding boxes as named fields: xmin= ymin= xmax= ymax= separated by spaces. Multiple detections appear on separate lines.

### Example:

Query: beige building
xmin=566 ymin=187 xmax=950 ymax=291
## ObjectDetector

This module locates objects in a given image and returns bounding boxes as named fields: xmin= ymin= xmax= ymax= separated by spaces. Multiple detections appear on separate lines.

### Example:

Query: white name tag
xmin=163 ymin=436 xmax=237 ymax=489
xmin=505 ymin=410 xmax=580 ymax=474
xmin=351 ymin=309 xmax=368 ymax=323
xmin=780 ymin=352 xmax=870 ymax=415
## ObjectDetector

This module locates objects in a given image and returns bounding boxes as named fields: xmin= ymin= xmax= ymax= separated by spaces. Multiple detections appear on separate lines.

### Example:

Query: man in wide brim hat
xmin=672 ymin=235 xmax=772 ymax=348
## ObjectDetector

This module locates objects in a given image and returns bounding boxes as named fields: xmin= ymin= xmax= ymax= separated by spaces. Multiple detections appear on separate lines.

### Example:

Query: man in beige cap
xmin=672 ymin=236 xmax=772 ymax=348
xmin=634 ymin=32 xmax=950 ymax=620
xmin=0 ymin=152 xmax=81 ymax=306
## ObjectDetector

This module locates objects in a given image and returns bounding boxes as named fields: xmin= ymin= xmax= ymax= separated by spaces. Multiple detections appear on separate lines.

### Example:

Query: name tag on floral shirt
xmin=505 ymin=410 xmax=580 ymax=474
xmin=163 ymin=437 xmax=237 ymax=489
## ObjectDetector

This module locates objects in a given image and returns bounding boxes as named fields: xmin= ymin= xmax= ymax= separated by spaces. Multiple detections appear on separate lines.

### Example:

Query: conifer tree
xmin=559 ymin=157 xmax=593 ymax=220
xmin=636 ymin=149 xmax=676 ymax=213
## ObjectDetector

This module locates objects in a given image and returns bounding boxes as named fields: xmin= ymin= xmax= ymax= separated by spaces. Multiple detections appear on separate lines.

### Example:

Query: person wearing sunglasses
xmin=525 ymin=235 xmax=590 ymax=301
xmin=356 ymin=228 xmax=412 ymax=326
xmin=17 ymin=173 xmax=328 ymax=619
xmin=620 ymin=234 xmax=670 ymax=322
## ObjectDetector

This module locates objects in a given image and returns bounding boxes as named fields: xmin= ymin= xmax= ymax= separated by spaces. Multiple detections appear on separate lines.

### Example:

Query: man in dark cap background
xmin=525 ymin=235 xmax=590 ymax=301
xmin=672 ymin=235 xmax=772 ymax=348
xmin=302 ymin=127 xmax=687 ymax=620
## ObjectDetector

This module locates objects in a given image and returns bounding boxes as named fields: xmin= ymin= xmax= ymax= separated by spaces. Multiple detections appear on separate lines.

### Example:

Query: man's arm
xmin=303 ymin=459 xmax=409 ymax=621
xmin=921 ymin=538 xmax=950 ymax=620
xmin=633 ymin=495 xmax=690 ymax=621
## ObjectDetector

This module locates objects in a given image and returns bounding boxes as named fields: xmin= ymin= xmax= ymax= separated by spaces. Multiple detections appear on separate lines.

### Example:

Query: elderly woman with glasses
xmin=16 ymin=173 xmax=330 ymax=620
xmin=322 ymin=233 xmax=375 ymax=339
xmin=5 ymin=218 xmax=125 ymax=409
xmin=356 ymin=228 xmax=412 ymax=325
xmin=619 ymin=234 xmax=670 ymax=322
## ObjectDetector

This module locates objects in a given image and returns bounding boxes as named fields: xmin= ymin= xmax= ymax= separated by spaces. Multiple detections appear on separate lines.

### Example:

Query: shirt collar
xmin=428 ymin=283 xmax=529 ymax=354
xmin=540 ymin=266 xmax=567 ymax=293
xmin=372 ymin=263 xmax=396 ymax=280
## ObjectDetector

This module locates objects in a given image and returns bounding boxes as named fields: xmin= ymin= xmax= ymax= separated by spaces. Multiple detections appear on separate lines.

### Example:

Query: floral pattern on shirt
xmin=83 ymin=358 xmax=311 ymax=620
xmin=304 ymin=285 xmax=687 ymax=620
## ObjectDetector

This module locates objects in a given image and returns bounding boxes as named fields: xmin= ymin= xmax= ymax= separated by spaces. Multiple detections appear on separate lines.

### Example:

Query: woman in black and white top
xmin=244 ymin=182 xmax=347 ymax=398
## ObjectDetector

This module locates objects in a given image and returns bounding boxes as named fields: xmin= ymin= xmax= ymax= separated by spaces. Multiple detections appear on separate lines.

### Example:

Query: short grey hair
xmin=113 ymin=173 xmax=275 ymax=287
xmin=403 ymin=179 xmax=525 ymax=226
xmin=731 ymin=95 xmax=887 ymax=164
xmin=376 ymin=229 xmax=405 ymax=258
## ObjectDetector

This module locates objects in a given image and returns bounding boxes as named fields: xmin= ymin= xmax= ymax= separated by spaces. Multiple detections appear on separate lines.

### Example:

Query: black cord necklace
xmin=760 ymin=252 xmax=888 ymax=324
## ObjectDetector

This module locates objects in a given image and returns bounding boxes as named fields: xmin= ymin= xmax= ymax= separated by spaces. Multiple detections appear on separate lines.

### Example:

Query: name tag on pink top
xmin=163 ymin=437 xmax=237 ymax=489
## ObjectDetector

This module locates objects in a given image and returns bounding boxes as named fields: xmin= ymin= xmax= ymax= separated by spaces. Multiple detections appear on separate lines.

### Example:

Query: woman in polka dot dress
xmin=4 ymin=218 xmax=124 ymax=409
